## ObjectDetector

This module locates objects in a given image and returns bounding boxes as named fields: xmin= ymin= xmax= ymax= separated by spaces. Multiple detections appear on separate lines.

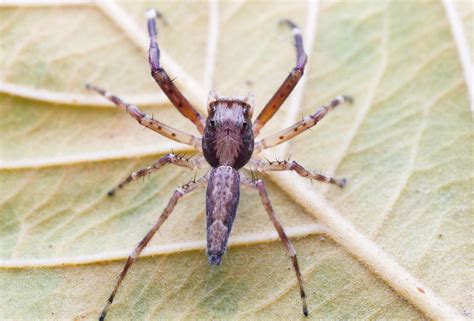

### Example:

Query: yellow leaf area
xmin=0 ymin=1 xmax=472 ymax=320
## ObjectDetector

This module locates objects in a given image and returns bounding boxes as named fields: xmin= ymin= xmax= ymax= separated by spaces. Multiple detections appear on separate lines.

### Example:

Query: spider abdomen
xmin=206 ymin=166 xmax=240 ymax=265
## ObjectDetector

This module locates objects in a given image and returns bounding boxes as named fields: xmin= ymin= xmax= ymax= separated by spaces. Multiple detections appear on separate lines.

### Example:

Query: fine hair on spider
xmin=86 ymin=8 xmax=352 ymax=321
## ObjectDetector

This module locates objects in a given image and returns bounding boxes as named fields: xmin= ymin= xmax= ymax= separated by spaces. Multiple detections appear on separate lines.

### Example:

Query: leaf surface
xmin=0 ymin=1 xmax=472 ymax=320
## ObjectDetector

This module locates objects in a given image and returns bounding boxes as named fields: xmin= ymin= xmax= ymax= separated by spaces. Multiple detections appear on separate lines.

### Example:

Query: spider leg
xmin=246 ymin=158 xmax=346 ymax=188
xmin=254 ymin=95 xmax=352 ymax=153
xmin=86 ymin=84 xmax=202 ymax=151
xmin=99 ymin=175 xmax=208 ymax=321
xmin=147 ymin=9 xmax=206 ymax=133
xmin=252 ymin=20 xmax=307 ymax=137
xmin=107 ymin=154 xmax=208 ymax=196
xmin=242 ymin=177 xmax=308 ymax=316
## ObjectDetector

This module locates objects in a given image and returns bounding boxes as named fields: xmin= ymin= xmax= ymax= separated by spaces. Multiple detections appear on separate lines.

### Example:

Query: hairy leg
xmin=252 ymin=20 xmax=307 ymax=136
xmin=242 ymin=177 xmax=308 ymax=316
xmin=147 ymin=9 xmax=206 ymax=133
xmin=99 ymin=176 xmax=208 ymax=321
xmin=86 ymin=84 xmax=202 ymax=151
xmin=254 ymin=95 xmax=352 ymax=153
xmin=246 ymin=158 xmax=346 ymax=188
xmin=107 ymin=154 xmax=208 ymax=196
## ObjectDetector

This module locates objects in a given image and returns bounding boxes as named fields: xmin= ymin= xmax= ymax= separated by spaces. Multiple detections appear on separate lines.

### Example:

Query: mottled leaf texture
xmin=0 ymin=1 xmax=472 ymax=320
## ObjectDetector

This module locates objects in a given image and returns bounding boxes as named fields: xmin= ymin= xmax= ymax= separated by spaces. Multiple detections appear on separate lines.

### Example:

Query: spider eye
xmin=242 ymin=121 xmax=248 ymax=128
xmin=209 ymin=120 xmax=216 ymax=127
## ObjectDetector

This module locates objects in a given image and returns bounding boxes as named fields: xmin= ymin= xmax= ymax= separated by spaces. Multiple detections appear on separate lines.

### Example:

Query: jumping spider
xmin=87 ymin=9 xmax=352 ymax=320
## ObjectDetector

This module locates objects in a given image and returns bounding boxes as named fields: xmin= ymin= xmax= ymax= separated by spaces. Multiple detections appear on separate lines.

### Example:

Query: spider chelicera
xmin=86 ymin=9 xmax=352 ymax=320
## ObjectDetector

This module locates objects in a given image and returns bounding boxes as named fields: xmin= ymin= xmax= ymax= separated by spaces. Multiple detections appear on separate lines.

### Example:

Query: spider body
xmin=203 ymin=96 xmax=254 ymax=265
xmin=88 ymin=9 xmax=352 ymax=321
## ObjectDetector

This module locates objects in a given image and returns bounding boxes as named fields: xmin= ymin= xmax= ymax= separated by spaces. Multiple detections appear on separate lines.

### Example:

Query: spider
xmin=86 ymin=9 xmax=352 ymax=321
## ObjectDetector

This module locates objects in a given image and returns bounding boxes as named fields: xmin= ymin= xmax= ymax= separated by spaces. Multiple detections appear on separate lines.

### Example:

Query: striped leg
xmin=99 ymin=176 xmax=208 ymax=321
xmin=86 ymin=84 xmax=202 ymax=151
xmin=252 ymin=20 xmax=308 ymax=136
xmin=254 ymin=95 xmax=352 ymax=153
xmin=147 ymin=9 xmax=206 ymax=133
xmin=242 ymin=177 xmax=309 ymax=316
xmin=247 ymin=158 xmax=346 ymax=188
xmin=107 ymin=154 xmax=208 ymax=196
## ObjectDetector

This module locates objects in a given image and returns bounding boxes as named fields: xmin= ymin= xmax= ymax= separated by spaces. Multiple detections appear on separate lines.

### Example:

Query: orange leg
xmin=247 ymin=158 xmax=346 ymax=188
xmin=252 ymin=20 xmax=307 ymax=137
xmin=147 ymin=9 xmax=206 ymax=133
xmin=254 ymin=95 xmax=352 ymax=153
xmin=99 ymin=176 xmax=208 ymax=321
xmin=86 ymin=84 xmax=202 ymax=151
xmin=107 ymin=154 xmax=208 ymax=196
xmin=242 ymin=177 xmax=309 ymax=316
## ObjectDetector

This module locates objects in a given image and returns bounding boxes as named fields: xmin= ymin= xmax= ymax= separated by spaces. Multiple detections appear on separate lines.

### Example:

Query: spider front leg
xmin=252 ymin=20 xmax=307 ymax=136
xmin=107 ymin=154 xmax=208 ymax=196
xmin=86 ymin=84 xmax=202 ymax=151
xmin=242 ymin=177 xmax=308 ymax=316
xmin=99 ymin=175 xmax=208 ymax=321
xmin=247 ymin=158 xmax=346 ymax=188
xmin=254 ymin=95 xmax=352 ymax=153
xmin=147 ymin=9 xmax=206 ymax=133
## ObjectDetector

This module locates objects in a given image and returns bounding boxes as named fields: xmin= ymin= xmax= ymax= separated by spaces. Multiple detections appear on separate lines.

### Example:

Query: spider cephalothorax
xmin=203 ymin=93 xmax=254 ymax=169
xmin=88 ymin=8 xmax=351 ymax=320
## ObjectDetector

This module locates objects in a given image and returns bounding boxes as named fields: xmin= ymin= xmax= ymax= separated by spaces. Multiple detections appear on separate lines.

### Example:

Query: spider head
xmin=202 ymin=91 xmax=254 ymax=169
xmin=206 ymin=90 xmax=254 ymax=118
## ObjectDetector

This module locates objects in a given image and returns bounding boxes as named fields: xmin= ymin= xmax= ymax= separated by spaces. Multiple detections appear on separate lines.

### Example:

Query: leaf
xmin=0 ymin=1 xmax=472 ymax=320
